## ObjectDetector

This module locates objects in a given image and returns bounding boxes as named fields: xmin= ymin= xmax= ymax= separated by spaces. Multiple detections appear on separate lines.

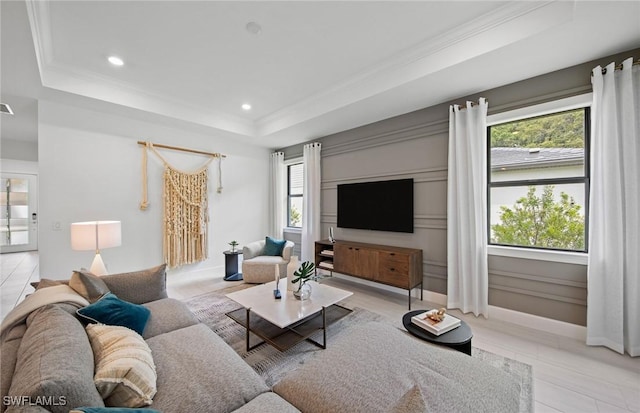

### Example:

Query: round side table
xmin=402 ymin=310 xmax=473 ymax=355
xmin=223 ymin=250 xmax=243 ymax=281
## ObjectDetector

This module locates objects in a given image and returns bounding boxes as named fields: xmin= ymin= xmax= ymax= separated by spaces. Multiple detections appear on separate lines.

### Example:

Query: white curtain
xmin=587 ymin=58 xmax=639 ymax=357
xmin=269 ymin=152 xmax=286 ymax=239
xmin=301 ymin=142 xmax=321 ymax=262
xmin=447 ymin=98 xmax=489 ymax=317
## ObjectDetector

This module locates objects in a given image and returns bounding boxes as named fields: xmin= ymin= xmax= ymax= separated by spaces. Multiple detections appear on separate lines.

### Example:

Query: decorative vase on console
xmin=292 ymin=261 xmax=315 ymax=301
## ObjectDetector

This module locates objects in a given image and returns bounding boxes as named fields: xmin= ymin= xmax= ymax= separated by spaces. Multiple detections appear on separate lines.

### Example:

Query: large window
xmin=287 ymin=162 xmax=304 ymax=228
xmin=488 ymin=107 xmax=590 ymax=252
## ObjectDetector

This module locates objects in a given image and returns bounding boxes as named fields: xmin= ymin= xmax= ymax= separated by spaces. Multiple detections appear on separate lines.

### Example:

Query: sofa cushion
xmin=140 ymin=298 xmax=198 ymax=339
xmin=4 ymin=405 xmax=50 ymax=412
xmin=78 ymin=293 xmax=151 ymax=335
xmin=264 ymin=236 xmax=286 ymax=256
xmin=146 ymin=324 xmax=268 ymax=413
xmin=231 ymin=392 xmax=300 ymax=413
xmin=1 ymin=324 xmax=26 ymax=413
xmin=101 ymin=264 xmax=167 ymax=305
xmin=86 ymin=324 xmax=157 ymax=408
xmin=273 ymin=322 xmax=521 ymax=413
xmin=243 ymin=256 xmax=287 ymax=267
xmin=70 ymin=270 xmax=111 ymax=303
xmin=7 ymin=305 xmax=105 ymax=413
xmin=391 ymin=385 xmax=428 ymax=413
xmin=70 ymin=408 xmax=161 ymax=413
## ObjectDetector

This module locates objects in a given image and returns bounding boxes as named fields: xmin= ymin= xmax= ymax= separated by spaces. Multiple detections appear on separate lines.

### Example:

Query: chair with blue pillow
xmin=242 ymin=237 xmax=295 ymax=284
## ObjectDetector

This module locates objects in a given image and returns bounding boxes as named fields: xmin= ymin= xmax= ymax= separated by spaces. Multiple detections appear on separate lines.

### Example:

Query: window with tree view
xmin=287 ymin=163 xmax=303 ymax=228
xmin=488 ymin=107 xmax=589 ymax=252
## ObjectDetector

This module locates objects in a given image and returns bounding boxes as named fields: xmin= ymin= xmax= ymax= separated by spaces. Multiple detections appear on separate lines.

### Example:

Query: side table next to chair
xmin=223 ymin=250 xmax=243 ymax=281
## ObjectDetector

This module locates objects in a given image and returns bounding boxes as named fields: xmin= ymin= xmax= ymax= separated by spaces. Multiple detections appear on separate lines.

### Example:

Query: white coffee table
xmin=226 ymin=280 xmax=353 ymax=351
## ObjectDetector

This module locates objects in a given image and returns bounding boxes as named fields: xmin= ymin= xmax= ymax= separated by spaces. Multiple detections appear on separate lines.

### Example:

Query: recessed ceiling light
xmin=245 ymin=22 xmax=262 ymax=35
xmin=108 ymin=56 xmax=124 ymax=66
xmin=241 ymin=103 xmax=252 ymax=111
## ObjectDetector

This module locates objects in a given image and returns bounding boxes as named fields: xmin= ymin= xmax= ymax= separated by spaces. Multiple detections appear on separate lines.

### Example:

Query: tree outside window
xmin=491 ymin=185 xmax=585 ymax=250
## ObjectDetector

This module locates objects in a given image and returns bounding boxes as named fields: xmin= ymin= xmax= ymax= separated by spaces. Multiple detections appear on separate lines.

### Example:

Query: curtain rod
xmin=594 ymin=59 xmax=639 ymax=76
xmin=450 ymin=100 xmax=487 ymax=111
xmin=137 ymin=140 xmax=226 ymax=158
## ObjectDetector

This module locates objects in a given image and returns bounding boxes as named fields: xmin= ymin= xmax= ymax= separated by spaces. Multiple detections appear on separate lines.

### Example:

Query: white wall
xmin=38 ymin=100 xmax=270 ymax=279
xmin=0 ymin=139 xmax=38 ymax=161
xmin=0 ymin=158 xmax=38 ymax=174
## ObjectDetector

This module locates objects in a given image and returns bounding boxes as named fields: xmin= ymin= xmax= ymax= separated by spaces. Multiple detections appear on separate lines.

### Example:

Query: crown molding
xmin=25 ymin=0 xmax=575 ymax=140
xmin=256 ymin=0 xmax=575 ymax=137
xmin=25 ymin=0 xmax=257 ymax=138
xmin=44 ymin=61 xmax=257 ymax=137
xmin=25 ymin=0 xmax=52 ymax=82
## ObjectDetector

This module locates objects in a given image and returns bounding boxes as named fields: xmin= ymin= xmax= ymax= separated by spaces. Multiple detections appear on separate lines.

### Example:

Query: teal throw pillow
xmin=71 ymin=408 xmax=161 ymax=413
xmin=77 ymin=293 xmax=151 ymax=335
xmin=264 ymin=236 xmax=286 ymax=256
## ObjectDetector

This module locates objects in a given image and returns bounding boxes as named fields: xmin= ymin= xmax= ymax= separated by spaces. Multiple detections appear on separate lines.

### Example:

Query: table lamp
xmin=71 ymin=221 xmax=121 ymax=275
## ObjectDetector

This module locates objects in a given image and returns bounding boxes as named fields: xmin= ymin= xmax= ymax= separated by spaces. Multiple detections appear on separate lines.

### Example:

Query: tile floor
xmin=1 ymin=251 xmax=39 ymax=320
xmin=1 ymin=252 xmax=638 ymax=412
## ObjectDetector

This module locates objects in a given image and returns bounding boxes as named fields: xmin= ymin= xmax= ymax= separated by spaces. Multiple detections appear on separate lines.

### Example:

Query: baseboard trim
xmin=168 ymin=265 xmax=225 ymax=278
xmin=319 ymin=272 xmax=587 ymax=342
xmin=427 ymin=291 xmax=587 ymax=341
xmin=488 ymin=304 xmax=587 ymax=341
xmin=419 ymin=289 xmax=586 ymax=342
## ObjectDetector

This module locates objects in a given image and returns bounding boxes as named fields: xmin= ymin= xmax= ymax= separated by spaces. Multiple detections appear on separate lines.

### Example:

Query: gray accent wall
xmin=280 ymin=47 xmax=639 ymax=326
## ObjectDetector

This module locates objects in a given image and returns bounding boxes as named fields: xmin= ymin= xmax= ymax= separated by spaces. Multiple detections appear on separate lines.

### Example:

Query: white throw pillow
xmin=85 ymin=323 xmax=157 ymax=407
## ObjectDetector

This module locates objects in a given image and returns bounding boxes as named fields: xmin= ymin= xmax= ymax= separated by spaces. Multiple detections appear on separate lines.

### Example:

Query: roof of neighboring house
xmin=491 ymin=147 xmax=584 ymax=171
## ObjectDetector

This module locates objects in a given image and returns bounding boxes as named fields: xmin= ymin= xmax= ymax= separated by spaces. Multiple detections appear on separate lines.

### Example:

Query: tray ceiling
xmin=3 ymin=1 xmax=640 ymax=148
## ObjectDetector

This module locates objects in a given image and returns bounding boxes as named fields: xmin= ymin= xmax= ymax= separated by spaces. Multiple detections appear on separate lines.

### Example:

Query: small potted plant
xmin=228 ymin=240 xmax=239 ymax=253
xmin=291 ymin=261 xmax=315 ymax=300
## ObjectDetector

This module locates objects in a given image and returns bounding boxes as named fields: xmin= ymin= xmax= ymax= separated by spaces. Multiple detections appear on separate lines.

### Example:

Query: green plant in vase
xmin=228 ymin=240 xmax=239 ymax=253
xmin=292 ymin=261 xmax=315 ymax=300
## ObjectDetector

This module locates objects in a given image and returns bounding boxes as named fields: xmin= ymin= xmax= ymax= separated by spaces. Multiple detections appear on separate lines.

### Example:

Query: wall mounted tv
xmin=337 ymin=178 xmax=414 ymax=233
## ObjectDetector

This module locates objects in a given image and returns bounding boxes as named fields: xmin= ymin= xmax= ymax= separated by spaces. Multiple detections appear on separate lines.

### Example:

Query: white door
xmin=0 ymin=173 xmax=38 ymax=253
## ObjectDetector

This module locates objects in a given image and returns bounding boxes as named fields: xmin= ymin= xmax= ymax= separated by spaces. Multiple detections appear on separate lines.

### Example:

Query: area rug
xmin=184 ymin=286 xmax=533 ymax=413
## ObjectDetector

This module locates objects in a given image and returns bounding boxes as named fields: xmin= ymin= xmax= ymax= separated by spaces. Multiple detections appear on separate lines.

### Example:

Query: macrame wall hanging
xmin=138 ymin=141 xmax=225 ymax=268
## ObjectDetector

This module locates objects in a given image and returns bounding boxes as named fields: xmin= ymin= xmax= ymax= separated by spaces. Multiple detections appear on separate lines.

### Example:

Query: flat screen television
xmin=337 ymin=178 xmax=413 ymax=233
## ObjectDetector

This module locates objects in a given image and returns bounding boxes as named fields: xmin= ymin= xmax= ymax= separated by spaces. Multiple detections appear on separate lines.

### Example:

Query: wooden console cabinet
xmin=315 ymin=240 xmax=423 ymax=309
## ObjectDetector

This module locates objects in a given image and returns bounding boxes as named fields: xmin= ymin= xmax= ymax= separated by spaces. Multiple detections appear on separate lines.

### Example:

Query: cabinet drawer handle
xmin=390 ymin=253 xmax=395 ymax=256
xmin=355 ymin=248 xmax=360 ymax=251
xmin=390 ymin=268 xmax=395 ymax=272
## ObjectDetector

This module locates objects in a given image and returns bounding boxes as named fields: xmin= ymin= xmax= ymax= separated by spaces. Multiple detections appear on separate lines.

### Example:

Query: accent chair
xmin=242 ymin=238 xmax=295 ymax=284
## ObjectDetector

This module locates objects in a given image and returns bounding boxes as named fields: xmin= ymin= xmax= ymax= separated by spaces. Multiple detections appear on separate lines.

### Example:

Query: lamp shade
xmin=71 ymin=221 xmax=121 ymax=251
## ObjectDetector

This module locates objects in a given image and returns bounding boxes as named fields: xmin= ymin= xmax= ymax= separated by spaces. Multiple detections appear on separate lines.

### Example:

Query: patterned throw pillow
xmin=85 ymin=324 xmax=157 ymax=408
xmin=264 ymin=236 xmax=286 ymax=256
xmin=77 ymin=293 xmax=151 ymax=335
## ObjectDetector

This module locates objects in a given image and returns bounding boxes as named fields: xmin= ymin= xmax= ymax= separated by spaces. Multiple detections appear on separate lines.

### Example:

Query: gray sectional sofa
xmin=1 ymin=265 xmax=524 ymax=413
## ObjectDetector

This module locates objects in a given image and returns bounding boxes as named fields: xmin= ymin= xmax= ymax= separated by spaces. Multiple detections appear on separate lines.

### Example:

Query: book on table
xmin=411 ymin=310 xmax=461 ymax=336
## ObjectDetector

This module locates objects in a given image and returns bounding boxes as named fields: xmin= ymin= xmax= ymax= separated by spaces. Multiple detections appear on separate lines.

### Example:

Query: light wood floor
xmin=1 ymin=252 xmax=638 ymax=412
xmin=1 ymin=251 xmax=39 ymax=320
